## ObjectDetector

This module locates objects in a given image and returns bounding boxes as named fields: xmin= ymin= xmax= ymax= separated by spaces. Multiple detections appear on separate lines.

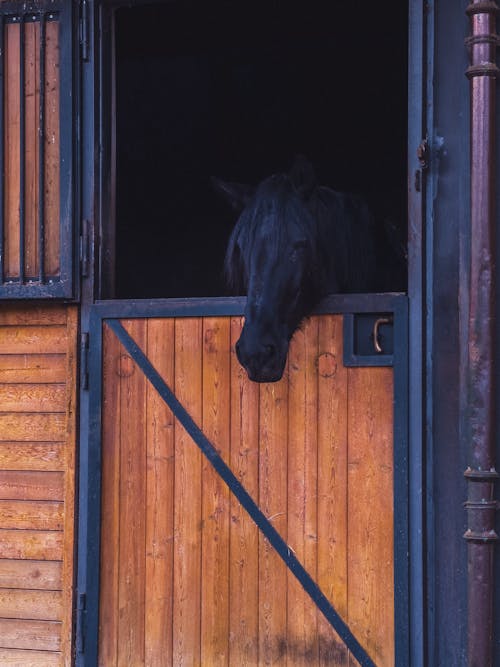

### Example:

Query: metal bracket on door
xmin=343 ymin=312 xmax=395 ymax=367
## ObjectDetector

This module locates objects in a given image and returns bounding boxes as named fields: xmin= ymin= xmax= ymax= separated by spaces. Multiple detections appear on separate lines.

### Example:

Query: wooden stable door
xmin=93 ymin=301 xmax=407 ymax=667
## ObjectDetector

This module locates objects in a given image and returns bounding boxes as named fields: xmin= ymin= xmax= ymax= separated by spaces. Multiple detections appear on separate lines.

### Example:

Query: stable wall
xmin=0 ymin=304 xmax=77 ymax=667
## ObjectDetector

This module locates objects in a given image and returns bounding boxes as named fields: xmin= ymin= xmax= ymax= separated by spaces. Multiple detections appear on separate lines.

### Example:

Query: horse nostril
xmin=264 ymin=344 xmax=276 ymax=359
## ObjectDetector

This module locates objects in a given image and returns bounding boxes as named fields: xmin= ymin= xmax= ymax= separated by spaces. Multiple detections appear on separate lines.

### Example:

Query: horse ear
xmin=289 ymin=155 xmax=316 ymax=198
xmin=212 ymin=177 xmax=255 ymax=212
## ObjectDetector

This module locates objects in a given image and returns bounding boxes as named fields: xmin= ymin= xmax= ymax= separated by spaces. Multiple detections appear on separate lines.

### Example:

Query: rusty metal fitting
xmin=466 ymin=1 xmax=500 ymax=16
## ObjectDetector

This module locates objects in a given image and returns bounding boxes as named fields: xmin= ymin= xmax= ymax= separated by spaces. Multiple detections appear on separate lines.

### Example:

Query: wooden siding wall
xmin=0 ymin=304 xmax=77 ymax=667
xmin=99 ymin=315 xmax=394 ymax=667
xmin=3 ymin=12 xmax=60 ymax=281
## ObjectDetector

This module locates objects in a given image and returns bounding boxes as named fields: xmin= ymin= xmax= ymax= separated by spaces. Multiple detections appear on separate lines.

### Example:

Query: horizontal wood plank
xmin=0 ymin=328 xmax=67 ymax=355
xmin=0 ymin=443 xmax=65 ymax=471
xmin=0 ymin=307 xmax=66 ymax=327
xmin=0 ymin=649 xmax=62 ymax=666
xmin=0 ymin=618 xmax=61 ymax=651
xmin=0 ymin=414 xmax=66 ymax=442
xmin=0 ymin=385 xmax=66 ymax=413
xmin=0 ymin=471 xmax=64 ymax=501
xmin=0 ymin=529 xmax=63 ymax=560
xmin=0 ymin=500 xmax=63 ymax=530
xmin=0 ymin=356 xmax=66 ymax=384
xmin=0 ymin=590 xmax=62 ymax=621
xmin=0 ymin=559 xmax=62 ymax=590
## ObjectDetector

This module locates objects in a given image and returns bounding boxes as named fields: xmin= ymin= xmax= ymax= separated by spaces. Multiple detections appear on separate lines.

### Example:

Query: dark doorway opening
xmin=112 ymin=1 xmax=408 ymax=299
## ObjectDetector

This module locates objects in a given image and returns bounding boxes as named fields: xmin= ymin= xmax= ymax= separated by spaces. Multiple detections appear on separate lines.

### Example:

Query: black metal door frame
xmin=76 ymin=293 xmax=410 ymax=667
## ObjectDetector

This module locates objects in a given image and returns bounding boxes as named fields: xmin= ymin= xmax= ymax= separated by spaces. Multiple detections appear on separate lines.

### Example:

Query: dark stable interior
xmin=114 ymin=1 xmax=408 ymax=299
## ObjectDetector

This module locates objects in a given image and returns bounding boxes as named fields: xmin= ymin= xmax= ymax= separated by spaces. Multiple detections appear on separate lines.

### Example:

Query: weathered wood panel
xmin=172 ymin=317 xmax=203 ymax=666
xmin=0 ymin=590 xmax=62 ymax=621
xmin=0 ymin=442 xmax=65 ymax=471
xmin=0 ymin=648 xmax=62 ymax=667
xmin=4 ymin=21 xmax=21 ymax=278
xmin=44 ymin=18 xmax=60 ymax=276
xmin=0 ymin=305 xmax=77 ymax=667
xmin=0 ymin=500 xmax=63 ymax=530
xmin=0 ymin=529 xmax=63 ymax=561
xmin=99 ymin=315 xmax=395 ymax=666
xmin=0 ymin=559 xmax=62 ymax=590
xmin=0 ymin=470 xmax=64 ymax=500
xmin=144 ymin=319 xmax=175 ymax=667
xmin=229 ymin=316 xmax=260 ymax=665
xmin=3 ymin=13 xmax=61 ymax=282
xmin=0 ymin=355 xmax=66 ymax=384
xmin=201 ymin=318 xmax=231 ymax=666
xmin=0 ymin=618 xmax=61 ymax=651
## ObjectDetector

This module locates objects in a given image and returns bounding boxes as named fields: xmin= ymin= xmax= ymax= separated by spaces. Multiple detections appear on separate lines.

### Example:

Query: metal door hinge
xmin=76 ymin=592 xmax=86 ymax=654
xmin=81 ymin=332 xmax=90 ymax=391
xmin=417 ymin=139 xmax=429 ymax=170
xmin=80 ymin=0 xmax=90 ymax=63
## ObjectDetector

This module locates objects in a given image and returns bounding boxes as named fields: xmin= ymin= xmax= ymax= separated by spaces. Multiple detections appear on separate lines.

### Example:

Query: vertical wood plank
xmin=258 ymin=371 xmax=288 ymax=665
xmin=4 ymin=22 xmax=20 ymax=278
xmin=60 ymin=307 xmax=77 ymax=667
xmin=117 ymin=319 xmax=147 ymax=666
xmin=98 ymin=324 xmax=122 ymax=667
xmin=44 ymin=19 xmax=59 ymax=276
xmin=24 ymin=20 xmax=40 ymax=279
xmin=173 ymin=317 xmax=203 ymax=666
xmin=201 ymin=317 xmax=231 ymax=666
xmin=317 ymin=315 xmax=349 ymax=665
xmin=286 ymin=319 xmax=319 ymax=665
xmin=144 ymin=319 xmax=175 ymax=667
xmin=229 ymin=317 xmax=260 ymax=666
xmin=347 ymin=367 xmax=394 ymax=667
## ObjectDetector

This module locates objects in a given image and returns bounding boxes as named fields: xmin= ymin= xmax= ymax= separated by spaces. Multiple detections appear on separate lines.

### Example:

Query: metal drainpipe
xmin=465 ymin=2 xmax=499 ymax=666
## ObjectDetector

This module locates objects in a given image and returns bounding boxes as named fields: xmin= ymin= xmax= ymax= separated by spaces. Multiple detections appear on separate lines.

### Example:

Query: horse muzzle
xmin=235 ymin=333 xmax=288 ymax=383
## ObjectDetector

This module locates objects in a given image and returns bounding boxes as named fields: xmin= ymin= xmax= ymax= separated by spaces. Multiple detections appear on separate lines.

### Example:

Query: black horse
xmin=215 ymin=157 xmax=403 ymax=382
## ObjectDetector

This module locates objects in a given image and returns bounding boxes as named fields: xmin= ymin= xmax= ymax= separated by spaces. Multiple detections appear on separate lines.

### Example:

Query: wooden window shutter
xmin=0 ymin=1 xmax=76 ymax=298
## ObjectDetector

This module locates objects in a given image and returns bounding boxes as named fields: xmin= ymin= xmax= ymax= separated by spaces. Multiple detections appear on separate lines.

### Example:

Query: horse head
xmin=215 ymin=157 xmax=323 ymax=382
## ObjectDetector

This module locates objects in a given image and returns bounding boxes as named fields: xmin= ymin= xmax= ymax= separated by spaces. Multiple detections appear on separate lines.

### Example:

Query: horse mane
xmin=224 ymin=173 xmax=327 ymax=294
xmin=225 ymin=170 xmax=379 ymax=296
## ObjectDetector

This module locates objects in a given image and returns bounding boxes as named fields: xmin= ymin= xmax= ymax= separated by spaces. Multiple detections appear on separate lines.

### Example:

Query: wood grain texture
xmin=317 ymin=315 xmax=350 ymax=665
xmin=44 ymin=19 xmax=60 ymax=276
xmin=258 ymin=369 xmax=288 ymax=665
xmin=144 ymin=319 xmax=175 ymax=667
xmin=24 ymin=20 xmax=40 ymax=279
xmin=117 ymin=320 xmax=147 ymax=666
xmin=0 ymin=414 xmax=66 ymax=442
xmin=173 ymin=317 xmax=203 ymax=667
xmin=201 ymin=317 xmax=231 ymax=666
xmin=0 ymin=326 xmax=67 ymax=355
xmin=0 ymin=499 xmax=63 ymax=530
xmin=0 ymin=384 xmax=66 ymax=412
xmin=4 ymin=22 xmax=20 ymax=278
xmin=0 ymin=648 xmax=62 ymax=666
xmin=0 ymin=618 xmax=61 ymax=651
xmin=287 ymin=319 xmax=320 ymax=665
xmin=0 ymin=590 xmax=62 ymax=621
xmin=347 ymin=368 xmax=394 ymax=667
xmin=0 ymin=529 xmax=63 ymax=561
xmin=0 ymin=443 xmax=64 ymax=471
xmin=0 ymin=471 xmax=64 ymax=500
xmin=0 ymin=559 xmax=62 ymax=590
xmin=229 ymin=317 xmax=259 ymax=666
xmin=0 ymin=355 xmax=66 ymax=384
xmin=60 ymin=307 xmax=77 ymax=667
xmin=0 ymin=305 xmax=77 ymax=667
xmin=97 ymin=314 xmax=396 ymax=666
xmin=98 ymin=324 xmax=122 ymax=667
xmin=0 ymin=306 xmax=67 ymax=326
